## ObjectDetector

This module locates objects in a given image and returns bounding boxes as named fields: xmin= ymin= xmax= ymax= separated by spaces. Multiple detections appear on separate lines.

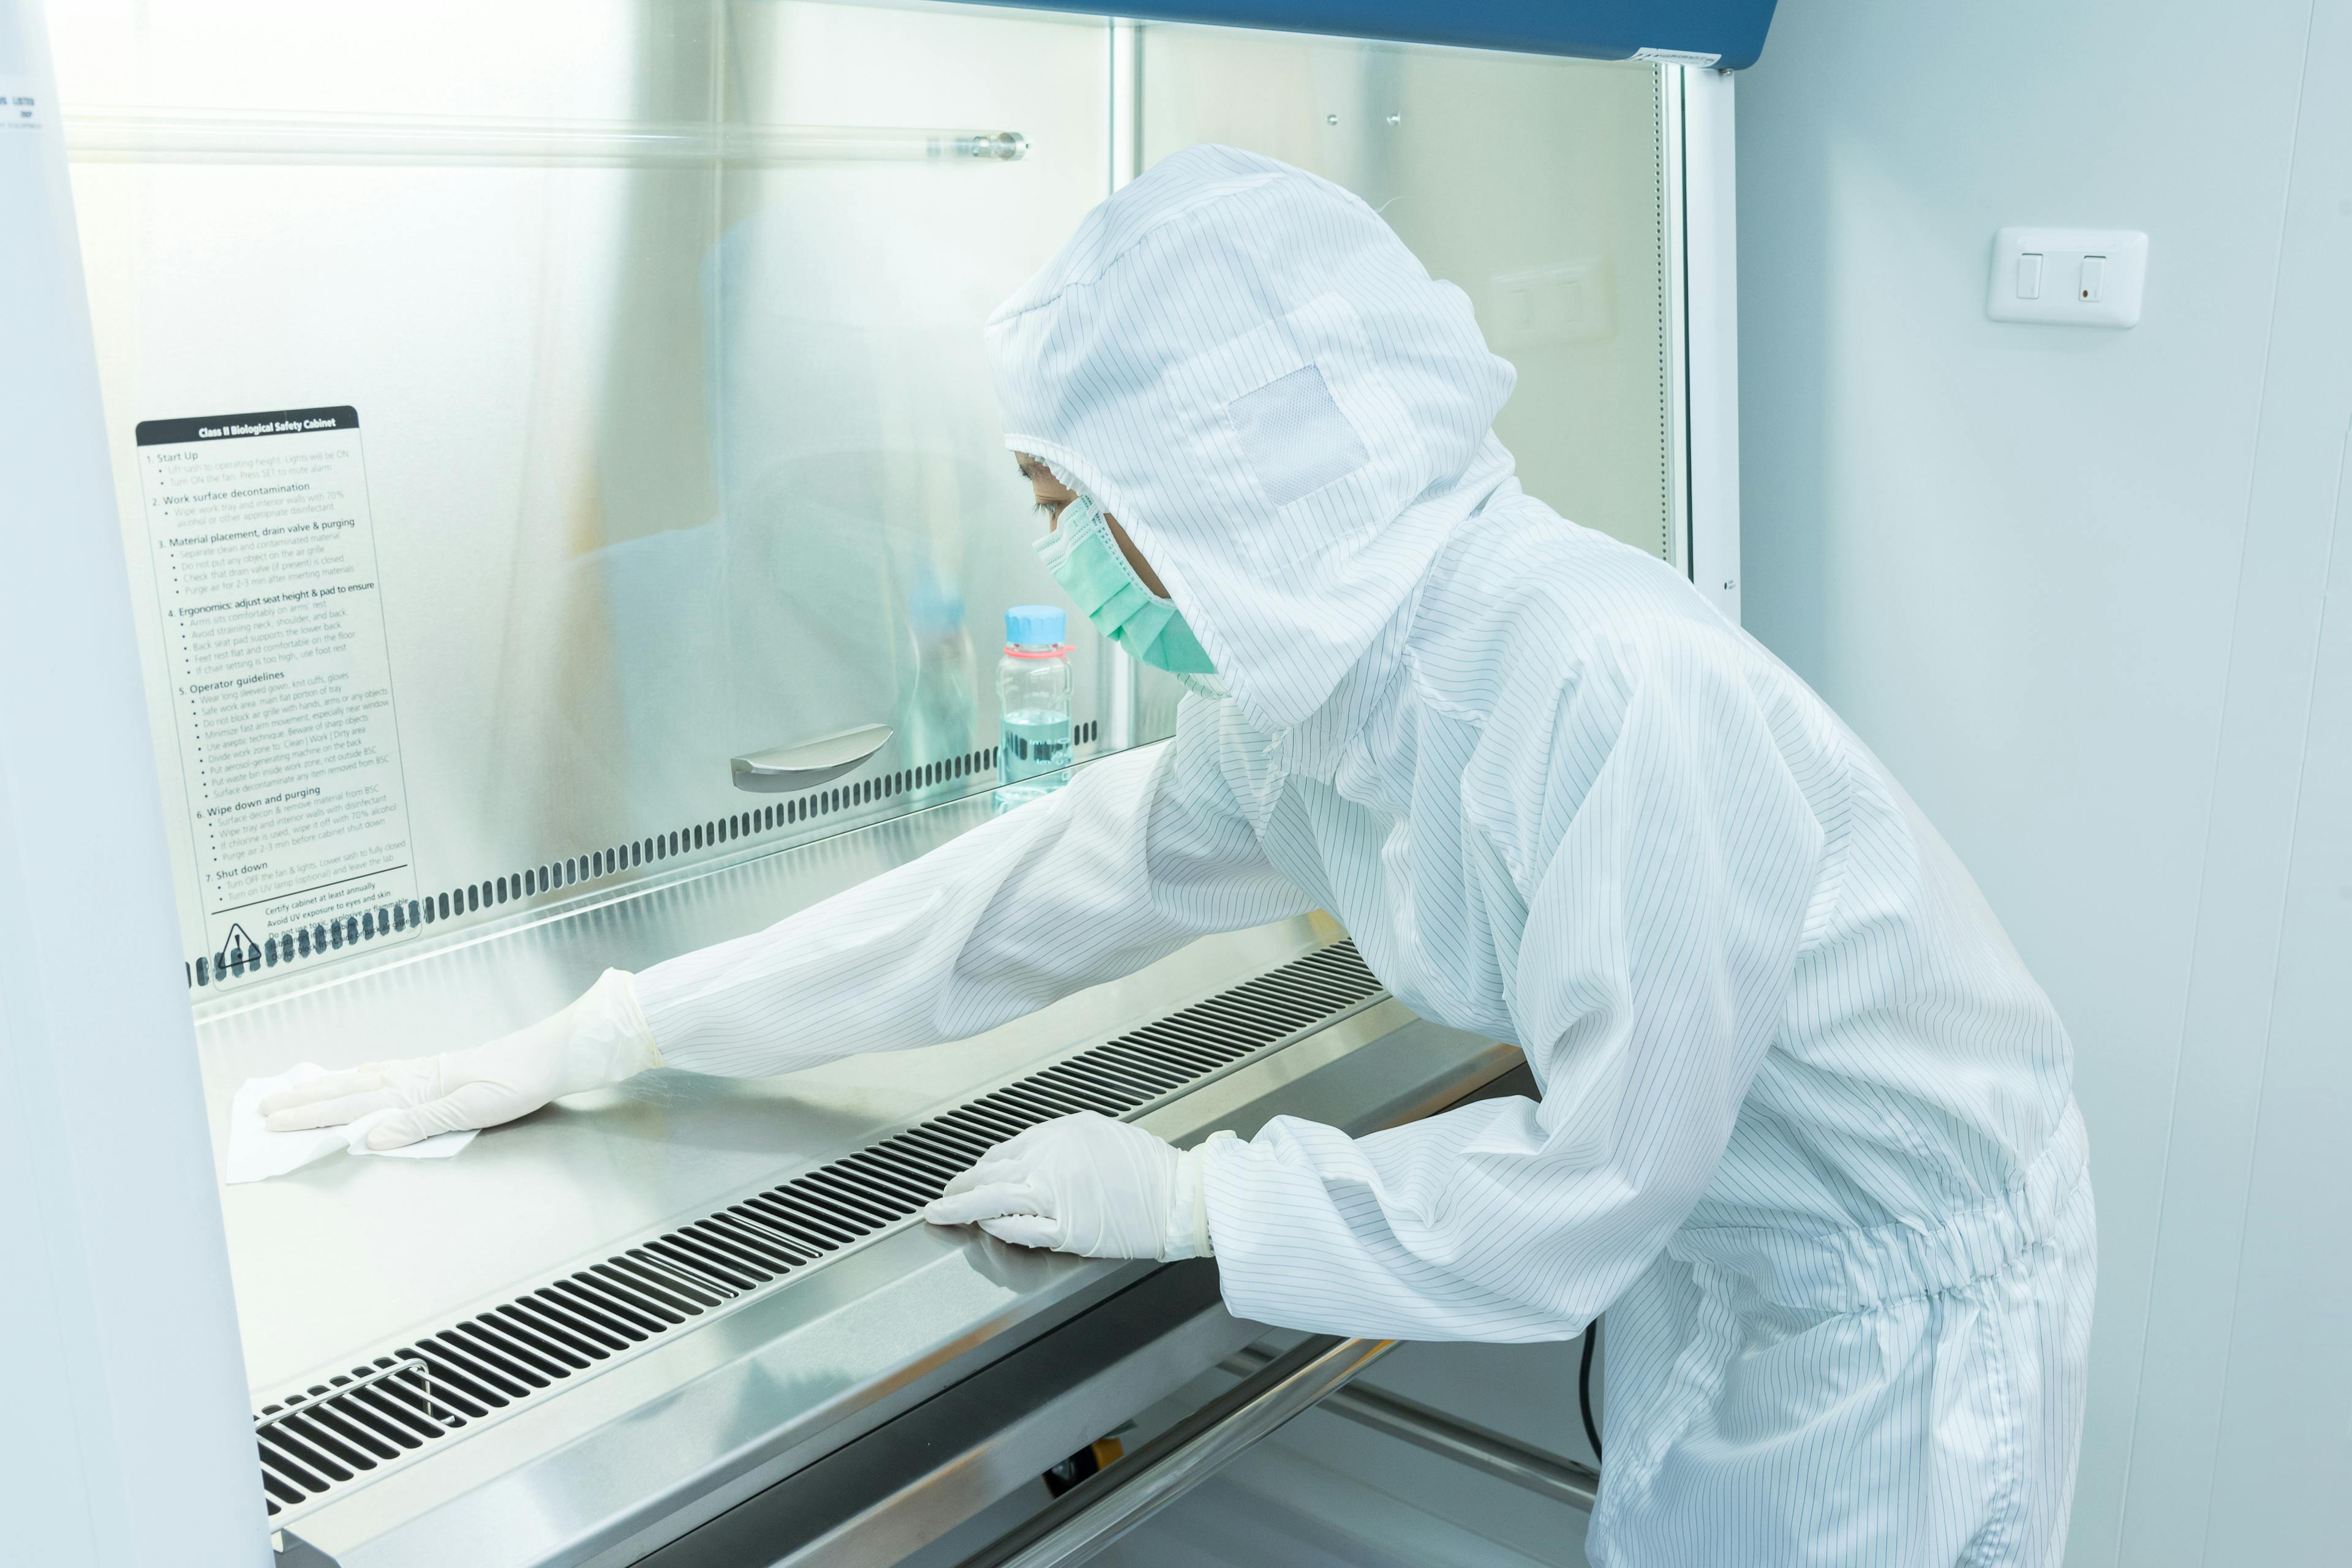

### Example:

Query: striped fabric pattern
xmin=636 ymin=147 xmax=2094 ymax=1564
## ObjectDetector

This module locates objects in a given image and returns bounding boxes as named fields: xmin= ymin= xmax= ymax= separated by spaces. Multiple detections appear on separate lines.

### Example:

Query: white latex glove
xmin=258 ymin=969 xmax=662 ymax=1150
xmin=922 ymin=1110 xmax=1232 ymax=1261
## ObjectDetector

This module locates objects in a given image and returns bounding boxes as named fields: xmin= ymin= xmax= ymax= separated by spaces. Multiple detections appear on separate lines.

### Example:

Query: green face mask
xmin=1035 ymin=496 xmax=1221 ymax=685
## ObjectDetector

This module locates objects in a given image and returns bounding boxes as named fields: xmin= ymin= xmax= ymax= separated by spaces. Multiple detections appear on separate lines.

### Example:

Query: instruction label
xmin=135 ymin=407 xmax=417 ymax=967
xmin=0 ymin=77 xmax=43 ymax=134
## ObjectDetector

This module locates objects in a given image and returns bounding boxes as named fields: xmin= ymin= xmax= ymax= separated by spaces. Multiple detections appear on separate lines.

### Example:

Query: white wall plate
xmin=1988 ymin=226 xmax=2148 ymax=326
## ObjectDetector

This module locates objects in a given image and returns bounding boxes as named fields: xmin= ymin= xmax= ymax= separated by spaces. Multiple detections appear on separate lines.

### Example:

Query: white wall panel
xmin=1736 ymin=2 xmax=2348 ymax=1562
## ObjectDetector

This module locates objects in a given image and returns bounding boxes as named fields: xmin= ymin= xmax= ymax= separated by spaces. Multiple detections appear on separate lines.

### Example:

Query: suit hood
xmin=987 ymin=145 xmax=1516 ymax=734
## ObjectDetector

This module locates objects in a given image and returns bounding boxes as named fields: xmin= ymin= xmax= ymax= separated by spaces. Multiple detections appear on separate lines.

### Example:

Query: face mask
xmin=1035 ymin=495 xmax=1218 ymax=678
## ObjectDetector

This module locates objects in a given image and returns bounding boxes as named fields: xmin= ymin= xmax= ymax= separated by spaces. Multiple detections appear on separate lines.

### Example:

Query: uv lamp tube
xmin=63 ymin=108 xmax=1027 ymax=165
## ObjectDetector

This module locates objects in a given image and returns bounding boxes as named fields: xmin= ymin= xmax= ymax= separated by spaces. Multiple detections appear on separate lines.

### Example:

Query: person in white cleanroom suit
xmin=265 ymin=146 xmax=2095 ymax=1565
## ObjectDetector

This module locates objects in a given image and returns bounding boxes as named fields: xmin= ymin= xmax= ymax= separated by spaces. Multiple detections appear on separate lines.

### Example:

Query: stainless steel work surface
xmin=211 ymin=767 xmax=1525 ymax=1566
xmin=273 ymin=995 xmax=1515 ymax=1568
xmin=199 ymin=783 xmax=1338 ymax=1398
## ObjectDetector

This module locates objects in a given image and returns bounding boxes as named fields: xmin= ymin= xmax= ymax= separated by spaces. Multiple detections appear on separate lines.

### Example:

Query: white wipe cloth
xmin=225 ymin=1064 xmax=477 ymax=1183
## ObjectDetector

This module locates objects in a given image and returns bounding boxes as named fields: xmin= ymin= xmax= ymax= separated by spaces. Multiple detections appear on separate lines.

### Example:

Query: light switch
xmin=1989 ymin=228 xmax=2146 ymax=326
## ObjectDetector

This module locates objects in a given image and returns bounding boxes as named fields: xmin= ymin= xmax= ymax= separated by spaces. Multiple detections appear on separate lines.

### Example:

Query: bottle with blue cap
xmin=995 ymin=605 xmax=1074 ymax=810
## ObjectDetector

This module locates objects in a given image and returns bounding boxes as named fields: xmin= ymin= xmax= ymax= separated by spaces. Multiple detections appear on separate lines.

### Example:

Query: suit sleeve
xmin=634 ymin=699 xmax=1316 ymax=1076
xmin=1200 ymin=630 xmax=1826 ymax=1341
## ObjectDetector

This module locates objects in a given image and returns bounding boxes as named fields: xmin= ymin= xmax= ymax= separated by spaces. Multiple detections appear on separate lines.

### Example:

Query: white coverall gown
xmin=635 ymin=147 xmax=2095 ymax=1566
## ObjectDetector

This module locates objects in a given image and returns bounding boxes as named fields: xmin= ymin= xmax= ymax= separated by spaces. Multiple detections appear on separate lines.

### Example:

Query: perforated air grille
xmin=251 ymin=940 xmax=1384 ymax=1521
xmin=191 ymin=728 xmax=1103 ymax=989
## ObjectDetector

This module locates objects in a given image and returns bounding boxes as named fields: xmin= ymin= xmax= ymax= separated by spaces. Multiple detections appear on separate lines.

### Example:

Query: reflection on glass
xmin=548 ymin=190 xmax=1013 ymax=842
xmin=1140 ymin=26 xmax=1672 ymax=559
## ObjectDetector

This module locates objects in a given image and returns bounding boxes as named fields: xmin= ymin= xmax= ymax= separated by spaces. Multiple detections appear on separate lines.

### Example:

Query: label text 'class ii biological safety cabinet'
xmin=134 ymin=407 xmax=417 ymax=982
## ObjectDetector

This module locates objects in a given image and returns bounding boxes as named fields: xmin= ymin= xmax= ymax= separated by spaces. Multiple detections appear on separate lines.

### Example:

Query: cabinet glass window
xmin=54 ymin=1 xmax=1115 ymax=994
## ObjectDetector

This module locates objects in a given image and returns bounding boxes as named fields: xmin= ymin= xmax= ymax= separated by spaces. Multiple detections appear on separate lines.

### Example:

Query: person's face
xmin=1016 ymin=452 xmax=1171 ymax=599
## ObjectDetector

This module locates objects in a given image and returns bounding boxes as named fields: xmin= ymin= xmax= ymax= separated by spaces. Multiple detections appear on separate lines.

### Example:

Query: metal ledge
xmin=638 ymin=1263 xmax=1253 ymax=1568
xmin=1219 ymin=1346 xmax=1599 ymax=1512
xmin=957 ymin=1333 xmax=1401 ymax=1568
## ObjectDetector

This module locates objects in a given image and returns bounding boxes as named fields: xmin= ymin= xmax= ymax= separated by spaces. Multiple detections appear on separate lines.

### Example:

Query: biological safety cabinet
xmin=2 ymin=2 xmax=1756 ymax=1562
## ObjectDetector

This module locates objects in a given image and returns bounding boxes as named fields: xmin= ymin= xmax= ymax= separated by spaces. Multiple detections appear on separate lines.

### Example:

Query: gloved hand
xmin=258 ymin=969 xmax=662 ymax=1150
xmin=921 ymin=1110 xmax=1231 ymax=1260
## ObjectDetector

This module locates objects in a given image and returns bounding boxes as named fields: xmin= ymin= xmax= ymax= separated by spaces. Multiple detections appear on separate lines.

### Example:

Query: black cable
xmin=1578 ymin=1317 xmax=1604 ymax=1465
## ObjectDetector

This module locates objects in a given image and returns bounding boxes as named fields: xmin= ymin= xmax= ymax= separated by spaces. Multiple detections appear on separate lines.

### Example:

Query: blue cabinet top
xmin=965 ymin=2 xmax=1778 ymax=69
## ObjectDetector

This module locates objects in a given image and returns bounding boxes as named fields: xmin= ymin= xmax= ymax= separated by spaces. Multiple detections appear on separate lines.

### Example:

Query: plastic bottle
xmin=995 ymin=605 xmax=1073 ymax=812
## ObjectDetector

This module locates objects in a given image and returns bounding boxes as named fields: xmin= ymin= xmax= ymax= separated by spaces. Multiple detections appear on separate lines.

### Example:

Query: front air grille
xmin=190 ymin=726 xmax=1109 ymax=989
xmin=252 ymin=940 xmax=1385 ymax=1522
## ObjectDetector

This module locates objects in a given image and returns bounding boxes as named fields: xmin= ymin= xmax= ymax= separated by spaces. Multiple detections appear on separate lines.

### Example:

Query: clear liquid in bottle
xmin=995 ymin=605 xmax=1073 ymax=812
